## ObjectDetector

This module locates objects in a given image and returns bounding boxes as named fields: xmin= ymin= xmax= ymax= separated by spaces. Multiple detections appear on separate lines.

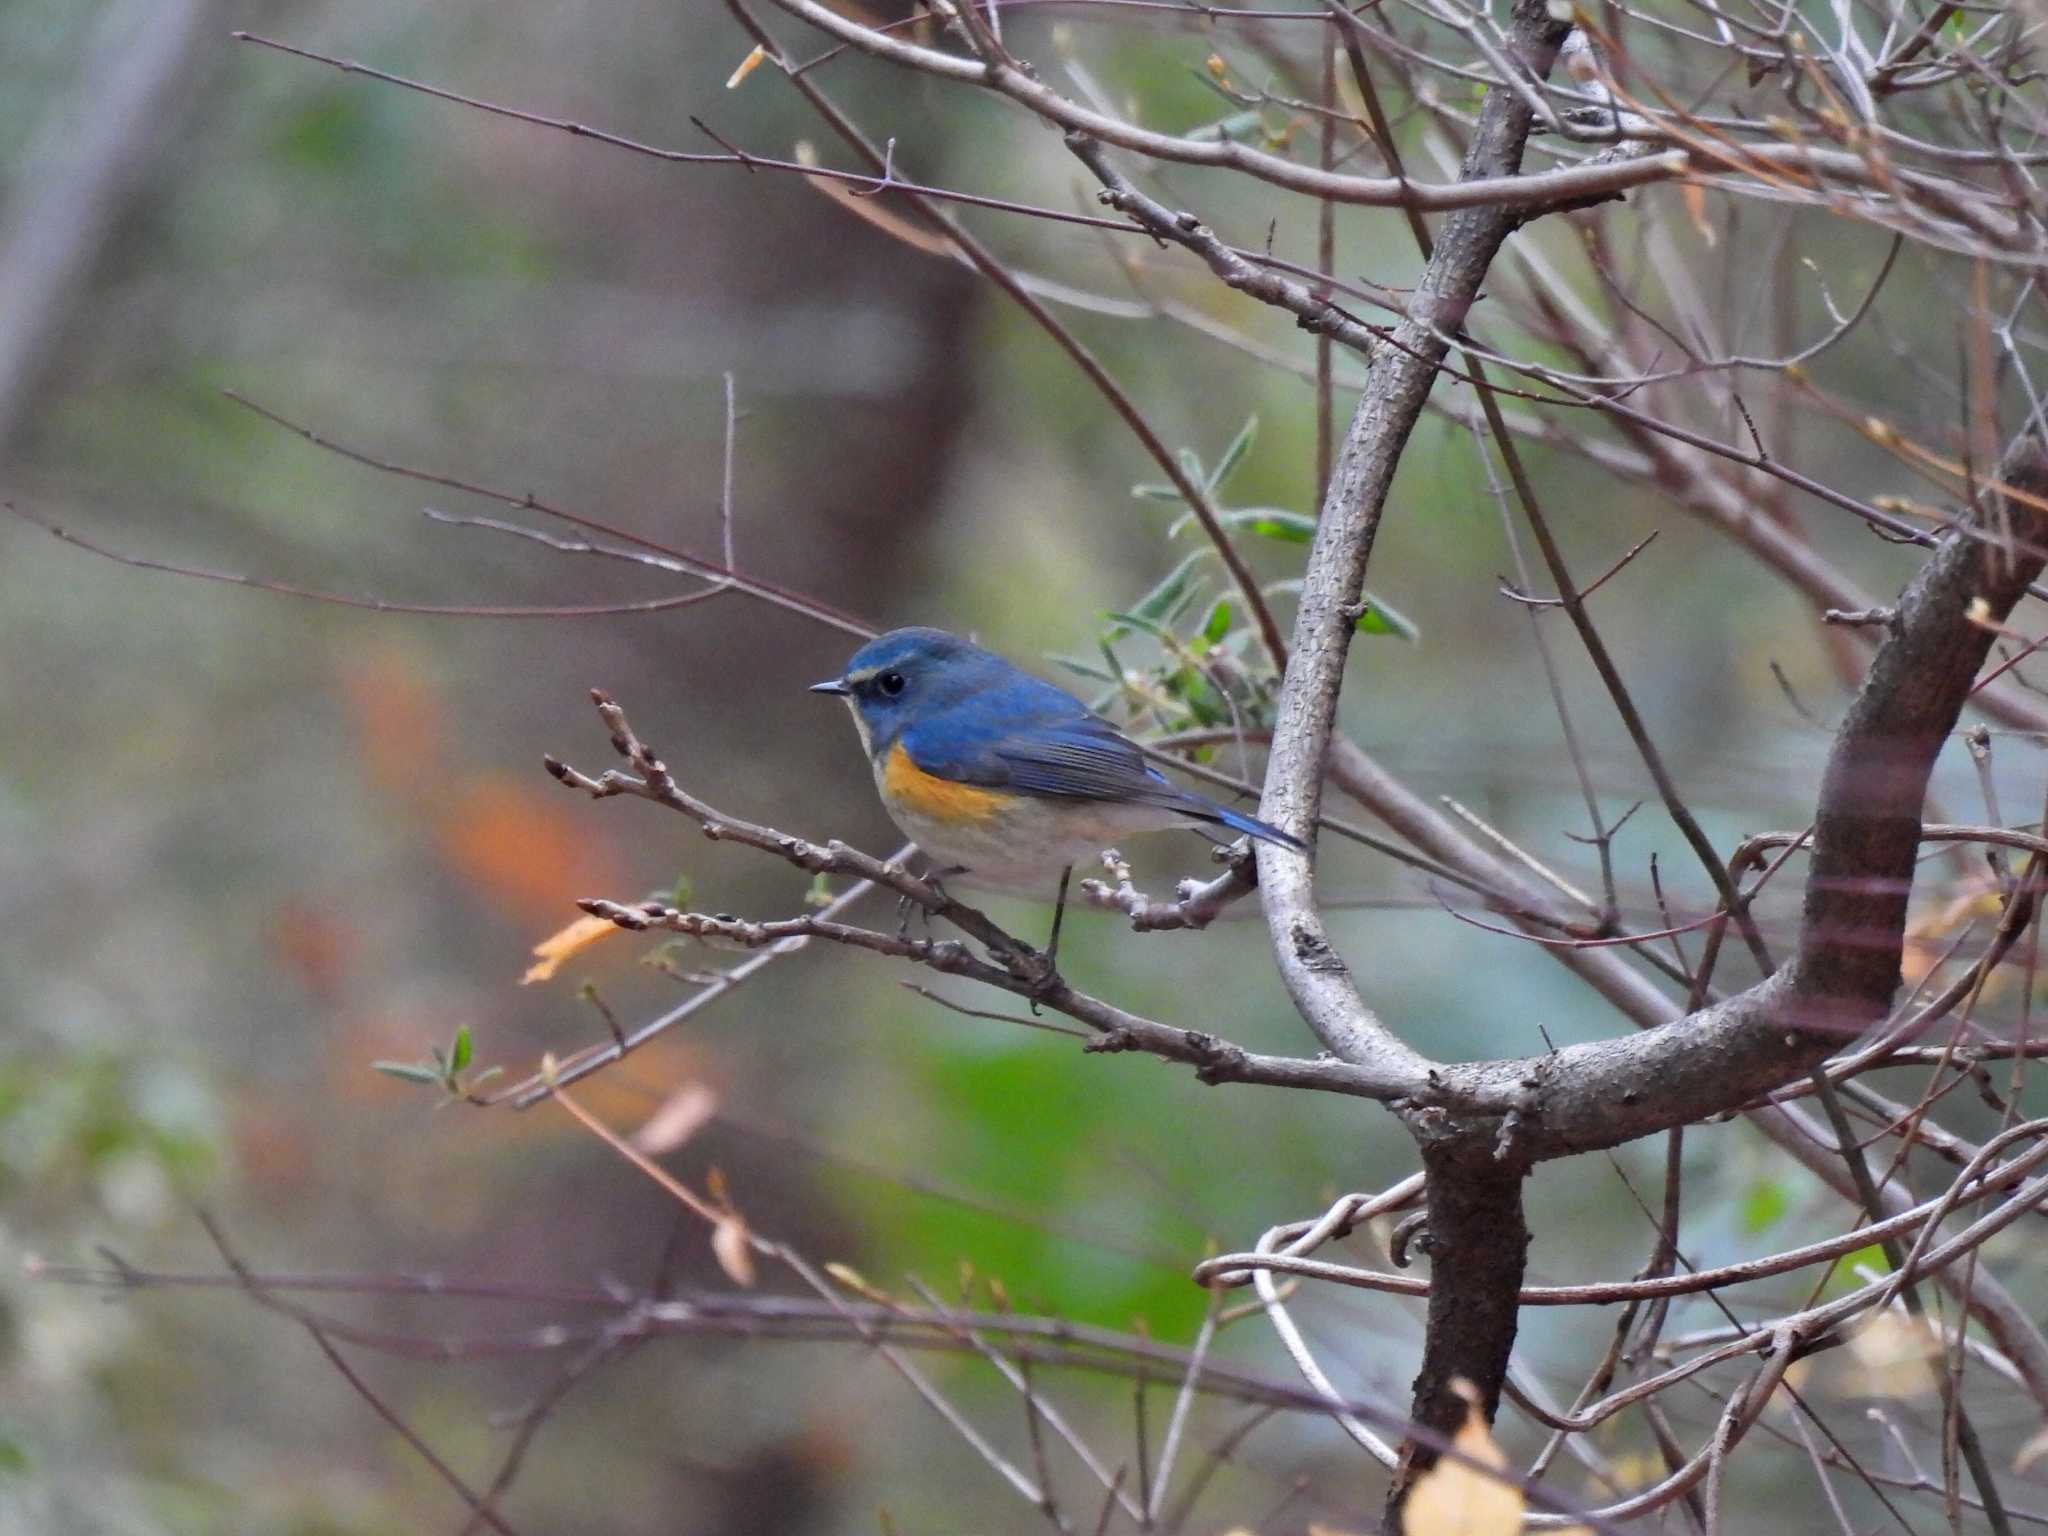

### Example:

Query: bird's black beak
xmin=809 ymin=679 xmax=851 ymax=697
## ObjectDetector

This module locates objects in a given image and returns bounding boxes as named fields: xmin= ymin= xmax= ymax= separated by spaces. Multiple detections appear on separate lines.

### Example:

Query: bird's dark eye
xmin=877 ymin=670 xmax=907 ymax=697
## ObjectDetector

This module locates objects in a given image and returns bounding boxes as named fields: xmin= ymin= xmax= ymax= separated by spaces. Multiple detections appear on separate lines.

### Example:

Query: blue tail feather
xmin=1188 ymin=795 xmax=1308 ymax=851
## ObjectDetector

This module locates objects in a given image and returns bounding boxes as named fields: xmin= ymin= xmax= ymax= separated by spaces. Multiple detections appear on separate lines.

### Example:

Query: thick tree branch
xmin=1431 ymin=439 xmax=2048 ymax=1160
xmin=1243 ymin=0 xmax=1573 ymax=1514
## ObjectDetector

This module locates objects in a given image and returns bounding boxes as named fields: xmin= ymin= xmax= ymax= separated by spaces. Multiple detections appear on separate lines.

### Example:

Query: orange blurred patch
xmin=336 ymin=640 xmax=448 ymax=796
xmin=268 ymin=897 xmax=354 ymax=1007
xmin=233 ymin=1098 xmax=315 ymax=1194
xmin=440 ymin=773 xmax=627 ymax=927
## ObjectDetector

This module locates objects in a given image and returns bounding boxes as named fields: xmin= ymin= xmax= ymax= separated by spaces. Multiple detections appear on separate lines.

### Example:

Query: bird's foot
xmin=1017 ymin=947 xmax=1062 ymax=1014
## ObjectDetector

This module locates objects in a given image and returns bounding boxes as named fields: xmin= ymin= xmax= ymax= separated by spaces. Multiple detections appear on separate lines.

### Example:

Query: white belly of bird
xmin=877 ymin=775 xmax=1192 ymax=895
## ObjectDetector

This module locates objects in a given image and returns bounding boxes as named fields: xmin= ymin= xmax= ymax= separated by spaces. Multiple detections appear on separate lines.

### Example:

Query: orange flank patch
xmin=883 ymin=740 xmax=1006 ymax=823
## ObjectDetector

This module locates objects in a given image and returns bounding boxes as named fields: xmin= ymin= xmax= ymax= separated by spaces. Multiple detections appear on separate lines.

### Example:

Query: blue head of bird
xmin=807 ymin=626 xmax=996 ymax=757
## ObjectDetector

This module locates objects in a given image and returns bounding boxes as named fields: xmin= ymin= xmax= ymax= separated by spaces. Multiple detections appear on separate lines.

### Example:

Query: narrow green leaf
xmin=449 ymin=1026 xmax=473 ymax=1074
xmin=373 ymin=1061 xmax=444 ymax=1085
xmin=1131 ymin=482 xmax=1185 ymax=503
xmin=1202 ymin=598 xmax=1233 ymax=644
xmin=1208 ymin=415 xmax=1259 ymax=491
xmin=1118 ymin=550 xmax=1211 ymax=633
xmin=1175 ymin=447 xmax=1205 ymax=486
xmin=1050 ymin=654 xmax=1118 ymax=684
xmin=1102 ymin=609 xmax=1179 ymax=643
xmin=1230 ymin=508 xmax=1315 ymax=543
xmin=1355 ymin=592 xmax=1420 ymax=642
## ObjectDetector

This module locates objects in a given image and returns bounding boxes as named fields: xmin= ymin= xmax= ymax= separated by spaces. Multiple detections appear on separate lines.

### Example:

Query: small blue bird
xmin=810 ymin=628 xmax=1306 ymax=906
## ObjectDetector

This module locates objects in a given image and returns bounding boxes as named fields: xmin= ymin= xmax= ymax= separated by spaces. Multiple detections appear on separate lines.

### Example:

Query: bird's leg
xmin=1028 ymin=865 xmax=1073 ymax=1013
xmin=1044 ymin=864 xmax=1073 ymax=968
xmin=897 ymin=863 xmax=964 ymax=940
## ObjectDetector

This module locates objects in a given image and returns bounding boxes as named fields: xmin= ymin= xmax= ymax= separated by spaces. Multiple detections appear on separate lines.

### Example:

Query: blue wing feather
xmin=900 ymin=678 xmax=1304 ymax=851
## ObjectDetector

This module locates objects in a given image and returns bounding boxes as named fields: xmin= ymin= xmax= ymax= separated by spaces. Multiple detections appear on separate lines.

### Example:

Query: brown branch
xmin=526 ymin=690 xmax=1422 ymax=1106
xmin=753 ymin=0 xmax=1687 ymax=212
xmin=1428 ymin=438 xmax=2048 ymax=1161
xmin=1078 ymin=847 xmax=1258 ymax=932
xmin=1244 ymin=2 xmax=1572 ymax=1511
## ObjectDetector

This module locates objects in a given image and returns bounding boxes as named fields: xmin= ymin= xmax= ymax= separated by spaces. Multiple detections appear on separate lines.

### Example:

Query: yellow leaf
xmin=1902 ymin=877 xmax=2004 ymax=985
xmin=713 ymin=1215 xmax=757 ymax=1287
xmin=725 ymin=44 xmax=767 ymax=89
xmin=1402 ymin=1379 xmax=1525 ymax=1536
xmin=824 ymin=1262 xmax=896 ymax=1305
xmin=521 ymin=913 xmax=620 ymax=984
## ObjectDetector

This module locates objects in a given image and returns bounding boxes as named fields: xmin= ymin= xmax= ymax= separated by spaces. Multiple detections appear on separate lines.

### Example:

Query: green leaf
xmin=1050 ymin=654 xmax=1118 ymax=684
xmin=1175 ymin=447 xmax=1205 ymax=486
xmin=372 ymin=1061 xmax=443 ymax=1086
xmin=1102 ymin=609 xmax=1179 ymax=644
xmin=1202 ymin=598 xmax=1233 ymax=644
xmin=449 ymin=1026 xmax=473 ymax=1074
xmin=1208 ymin=415 xmax=1259 ymax=491
xmin=1228 ymin=508 xmax=1314 ymax=543
xmin=1109 ymin=550 xmax=1211 ymax=638
xmin=1169 ymin=507 xmax=1315 ymax=544
xmin=1355 ymin=592 xmax=1420 ymax=642
xmin=1131 ymin=482 xmax=1186 ymax=503
xmin=1739 ymin=1178 xmax=1788 ymax=1233
xmin=1827 ymin=1243 xmax=1891 ymax=1295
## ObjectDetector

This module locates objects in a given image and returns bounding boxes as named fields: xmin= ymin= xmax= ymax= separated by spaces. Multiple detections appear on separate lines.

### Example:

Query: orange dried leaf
xmin=521 ymin=913 xmax=620 ymax=985
xmin=1402 ymin=1379 xmax=1524 ymax=1536
xmin=1680 ymin=181 xmax=1716 ymax=246
xmin=726 ymin=44 xmax=767 ymax=89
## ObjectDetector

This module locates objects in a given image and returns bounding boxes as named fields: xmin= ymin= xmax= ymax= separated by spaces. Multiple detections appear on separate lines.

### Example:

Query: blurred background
xmin=2 ymin=0 xmax=2034 ymax=1532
